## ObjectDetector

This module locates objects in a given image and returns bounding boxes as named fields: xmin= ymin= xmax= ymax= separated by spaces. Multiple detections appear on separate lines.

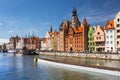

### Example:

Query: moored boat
xmin=22 ymin=49 xmax=39 ymax=55
xmin=8 ymin=50 xmax=16 ymax=53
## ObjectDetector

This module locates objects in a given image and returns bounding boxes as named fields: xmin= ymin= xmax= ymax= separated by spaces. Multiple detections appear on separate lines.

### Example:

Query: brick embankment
xmin=40 ymin=57 xmax=120 ymax=72
xmin=39 ymin=52 xmax=120 ymax=60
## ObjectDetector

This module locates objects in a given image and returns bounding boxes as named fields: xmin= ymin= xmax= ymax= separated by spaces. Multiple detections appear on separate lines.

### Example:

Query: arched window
xmin=97 ymin=32 xmax=100 ymax=35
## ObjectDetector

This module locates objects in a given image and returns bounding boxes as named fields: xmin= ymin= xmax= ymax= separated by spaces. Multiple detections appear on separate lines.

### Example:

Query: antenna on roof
xmin=32 ymin=30 xmax=34 ymax=37
xmin=107 ymin=16 xmax=109 ymax=21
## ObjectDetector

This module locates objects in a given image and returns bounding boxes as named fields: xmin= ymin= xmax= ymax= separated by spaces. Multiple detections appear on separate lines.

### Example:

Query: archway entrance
xmin=70 ymin=47 xmax=73 ymax=53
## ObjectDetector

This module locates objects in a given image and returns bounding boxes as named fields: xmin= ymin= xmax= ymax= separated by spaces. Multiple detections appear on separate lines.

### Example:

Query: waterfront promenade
xmin=39 ymin=52 xmax=120 ymax=60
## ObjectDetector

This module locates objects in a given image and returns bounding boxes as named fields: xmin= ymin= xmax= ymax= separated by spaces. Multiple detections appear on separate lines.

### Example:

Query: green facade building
xmin=88 ymin=25 xmax=95 ymax=52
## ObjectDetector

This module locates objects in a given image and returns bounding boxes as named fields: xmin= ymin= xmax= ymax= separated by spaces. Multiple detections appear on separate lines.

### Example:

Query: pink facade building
xmin=94 ymin=25 xmax=105 ymax=52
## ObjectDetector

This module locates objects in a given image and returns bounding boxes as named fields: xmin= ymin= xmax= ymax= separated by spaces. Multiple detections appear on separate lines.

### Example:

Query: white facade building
xmin=104 ymin=20 xmax=116 ymax=53
xmin=40 ymin=39 xmax=47 ymax=51
xmin=45 ymin=32 xmax=51 ymax=50
xmin=6 ymin=43 xmax=10 ymax=50
xmin=114 ymin=11 xmax=120 ymax=53
xmin=40 ymin=32 xmax=51 ymax=51
xmin=16 ymin=38 xmax=24 ymax=50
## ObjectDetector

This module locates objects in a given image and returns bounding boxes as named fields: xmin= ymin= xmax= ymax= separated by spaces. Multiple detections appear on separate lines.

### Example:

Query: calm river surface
xmin=0 ymin=52 xmax=120 ymax=80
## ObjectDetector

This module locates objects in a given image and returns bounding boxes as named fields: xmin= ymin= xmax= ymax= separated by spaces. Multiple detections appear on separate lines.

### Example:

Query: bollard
xmin=34 ymin=57 xmax=37 ymax=63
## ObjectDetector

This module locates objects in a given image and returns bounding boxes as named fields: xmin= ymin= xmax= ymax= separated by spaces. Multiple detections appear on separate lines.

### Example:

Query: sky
xmin=0 ymin=0 xmax=120 ymax=44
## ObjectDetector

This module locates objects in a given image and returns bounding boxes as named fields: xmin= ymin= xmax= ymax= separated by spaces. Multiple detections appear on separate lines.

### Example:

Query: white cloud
xmin=9 ymin=30 xmax=13 ymax=33
xmin=0 ymin=39 xmax=9 ymax=45
xmin=40 ymin=22 xmax=50 ymax=26
xmin=0 ymin=22 xmax=2 ymax=26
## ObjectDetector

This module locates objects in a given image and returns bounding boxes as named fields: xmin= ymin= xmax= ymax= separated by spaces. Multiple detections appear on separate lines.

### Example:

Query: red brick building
xmin=8 ymin=36 xmax=41 ymax=51
xmin=24 ymin=37 xmax=41 ymax=50
xmin=9 ymin=36 xmax=20 ymax=50
xmin=58 ymin=8 xmax=89 ymax=52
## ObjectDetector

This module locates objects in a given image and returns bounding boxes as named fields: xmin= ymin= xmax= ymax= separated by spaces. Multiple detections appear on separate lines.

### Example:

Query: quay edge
xmin=39 ymin=52 xmax=120 ymax=60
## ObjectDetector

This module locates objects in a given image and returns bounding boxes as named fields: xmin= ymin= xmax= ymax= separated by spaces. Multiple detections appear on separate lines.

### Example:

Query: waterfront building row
xmin=88 ymin=12 xmax=120 ymax=53
xmin=42 ymin=8 xmax=120 ymax=53
xmin=4 ymin=36 xmax=41 ymax=51
xmin=1 ymin=8 xmax=120 ymax=53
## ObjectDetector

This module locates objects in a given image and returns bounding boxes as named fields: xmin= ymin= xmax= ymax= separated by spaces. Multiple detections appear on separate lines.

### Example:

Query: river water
xmin=0 ymin=52 xmax=120 ymax=80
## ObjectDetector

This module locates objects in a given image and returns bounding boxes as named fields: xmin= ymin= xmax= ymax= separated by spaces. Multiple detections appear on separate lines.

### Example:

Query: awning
xmin=40 ymin=48 xmax=47 ymax=50
xmin=47 ymin=48 xmax=52 ymax=50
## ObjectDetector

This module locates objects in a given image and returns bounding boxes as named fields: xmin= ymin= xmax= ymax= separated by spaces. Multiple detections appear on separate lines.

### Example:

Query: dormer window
xmin=109 ymin=24 xmax=112 ymax=27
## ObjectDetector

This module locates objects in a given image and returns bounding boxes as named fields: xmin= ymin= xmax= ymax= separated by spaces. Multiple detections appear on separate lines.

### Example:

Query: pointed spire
xmin=28 ymin=32 xmax=30 ymax=38
xmin=50 ymin=25 xmax=52 ymax=32
xmin=107 ymin=16 xmax=109 ymax=21
xmin=71 ymin=8 xmax=81 ymax=27
xmin=82 ymin=17 xmax=87 ymax=25
xmin=72 ymin=7 xmax=77 ymax=17
xmin=25 ymin=34 xmax=27 ymax=38
xmin=32 ymin=30 xmax=34 ymax=37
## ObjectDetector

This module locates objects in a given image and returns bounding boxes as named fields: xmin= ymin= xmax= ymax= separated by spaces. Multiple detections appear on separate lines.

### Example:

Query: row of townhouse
xmin=6 ymin=36 xmax=41 ymax=51
xmin=88 ymin=11 xmax=120 ymax=53
xmin=42 ymin=8 xmax=120 ymax=53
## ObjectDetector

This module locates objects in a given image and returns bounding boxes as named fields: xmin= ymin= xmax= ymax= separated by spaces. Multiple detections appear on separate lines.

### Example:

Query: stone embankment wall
xmin=39 ymin=52 xmax=120 ymax=60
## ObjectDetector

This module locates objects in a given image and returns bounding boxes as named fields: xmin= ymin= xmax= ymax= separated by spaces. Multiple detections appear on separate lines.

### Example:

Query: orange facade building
xmin=49 ymin=26 xmax=58 ymax=51
xmin=58 ymin=8 xmax=89 ymax=52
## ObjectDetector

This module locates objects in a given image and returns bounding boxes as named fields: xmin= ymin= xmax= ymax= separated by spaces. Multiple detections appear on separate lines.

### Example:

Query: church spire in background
xmin=50 ymin=25 xmax=52 ymax=32
xmin=71 ymin=7 xmax=81 ymax=27
xmin=32 ymin=30 xmax=34 ymax=37
xmin=72 ymin=7 xmax=77 ymax=17
xmin=82 ymin=17 xmax=87 ymax=26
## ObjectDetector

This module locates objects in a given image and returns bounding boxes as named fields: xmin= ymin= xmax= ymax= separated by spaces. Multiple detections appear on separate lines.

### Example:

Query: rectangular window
xmin=117 ymin=35 xmax=120 ymax=38
xmin=111 ymin=41 xmax=113 ymax=44
xmin=96 ymin=37 xmax=98 ymax=40
xmin=110 ymin=30 xmax=112 ymax=33
xmin=116 ymin=24 xmax=120 ymax=27
xmin=107 ymin=36 xmax=109 ymax=39
xmin=99 ymin=37 xmax=101 ymax=39
xmin=118 ymin=18 xmax=120 ymax=22
xmin=111 ymin=47 xmax=113 ymax=49
xmin=117 ymin=48 xmax=120 ymax=51
xmin=117 ymin=41 xmax=119 ymax=45
xmin=110 ymin=35 xmax=113 ymax=39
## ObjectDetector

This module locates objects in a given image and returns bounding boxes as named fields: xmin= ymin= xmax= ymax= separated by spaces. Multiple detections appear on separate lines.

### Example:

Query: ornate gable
xmin=67 ymin=27 xmax=74 ymax=35
xmin=104 ymin=20 xmax=114 ymax=30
